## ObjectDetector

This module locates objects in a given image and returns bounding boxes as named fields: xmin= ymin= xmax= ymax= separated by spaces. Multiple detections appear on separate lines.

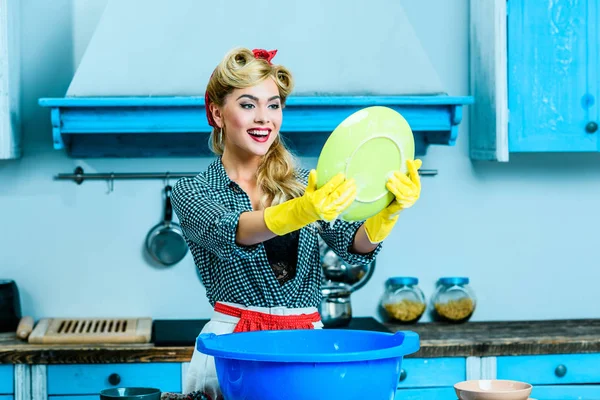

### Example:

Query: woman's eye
xmin=240 ymin=103 xmax=254 ymax=109
xmin=269 ymin=104 xmax=280 ymax=109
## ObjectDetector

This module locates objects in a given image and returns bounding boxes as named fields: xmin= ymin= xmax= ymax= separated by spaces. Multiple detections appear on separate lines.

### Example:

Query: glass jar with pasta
xmin=379 ymin=277 xmax=426 ymax=324
xmin=431 ymin=277 xmax=476 ymax=323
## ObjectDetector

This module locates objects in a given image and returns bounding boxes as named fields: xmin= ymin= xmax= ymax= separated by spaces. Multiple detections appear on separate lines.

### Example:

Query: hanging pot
xmin=145 ymin=185 xmax=188 ymax=266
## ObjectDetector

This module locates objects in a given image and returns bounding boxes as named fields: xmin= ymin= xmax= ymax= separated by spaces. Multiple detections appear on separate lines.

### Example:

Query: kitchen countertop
xmin=384 ymin=319 xmax=600 ymax=358
xmin=1 ymin=319 xmax=599 ymax=364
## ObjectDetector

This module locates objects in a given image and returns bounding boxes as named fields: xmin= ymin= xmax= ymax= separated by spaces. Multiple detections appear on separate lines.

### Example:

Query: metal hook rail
xmin=54 ymin=167 xmax=199 ymax=185
xmin=55 ymin=166 xmax=439 ymax=185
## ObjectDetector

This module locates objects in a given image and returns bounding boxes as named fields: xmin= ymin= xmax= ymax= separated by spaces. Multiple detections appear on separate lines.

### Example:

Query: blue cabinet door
xmin=0 ymin=365 xmax=13 ymax=395
xmin=531 ymin=385 xmax=600 ymax=399
xmin=396 ymin=387 xmax=456 ymax=399
xmin=497 ymin=353 xmax=600 ymax=385
xmin=47 ymin=363 xmax=181 ymax=395
xmin=50 ymin=398 xmax=94 ymax=400
xmin=396 ymin=358 xmax=466 ymax=389
xmin=508 ymin=0 xmax=599 ymax=152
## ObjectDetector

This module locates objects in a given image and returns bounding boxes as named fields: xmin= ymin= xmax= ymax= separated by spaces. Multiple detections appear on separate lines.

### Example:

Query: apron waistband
xmin=214 ymin=302 xmax=321 ymax=333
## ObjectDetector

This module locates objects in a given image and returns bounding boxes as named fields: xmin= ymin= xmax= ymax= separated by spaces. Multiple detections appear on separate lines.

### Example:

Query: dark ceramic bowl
xmin=100 ymin=387 xmax=161 ymax=400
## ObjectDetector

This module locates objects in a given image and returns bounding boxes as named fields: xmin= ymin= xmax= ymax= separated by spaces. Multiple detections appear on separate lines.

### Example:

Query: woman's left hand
xmin=384 ymin=158 xmax=422 ymax=215
xmin=363 ymin=159 xmax=422 ymax=243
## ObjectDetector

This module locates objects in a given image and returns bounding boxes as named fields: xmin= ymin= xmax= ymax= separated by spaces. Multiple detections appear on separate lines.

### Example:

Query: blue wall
xmin=1 ymin=0 xmax=599 ymax=322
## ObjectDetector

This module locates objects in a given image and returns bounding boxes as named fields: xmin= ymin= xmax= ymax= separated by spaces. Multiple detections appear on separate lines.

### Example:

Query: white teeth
xmin=248 ymin=130 xmax=269 ymax=136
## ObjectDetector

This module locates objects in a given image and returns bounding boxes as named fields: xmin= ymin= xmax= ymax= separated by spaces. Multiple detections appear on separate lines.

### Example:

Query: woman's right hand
xmin=303 ymin=170 xmax=357 ymax=221
xmin=263 ymin=170 xmax=356 ymax=236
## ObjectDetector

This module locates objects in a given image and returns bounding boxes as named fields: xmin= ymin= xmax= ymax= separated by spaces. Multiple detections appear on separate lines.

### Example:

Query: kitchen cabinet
xmin=497 ymin=353 xmax=600 ymax=385
xmin=0 ymin=365 xmax=13 ymax=397
xmin=46 ymin=398 xmax=92 ymax=400
xmin=3 ymin=319 xmax=600 ymax=399
xmin=46 ymin=363 xmax=181 ymax=396
xmin=470 ymin=0 xmax=600 ymax=161
xmin=396 ymin=357 xmax=466 ymax=398
xmin=522 ymin=386 xmax=600 ymax=399
xmin=396 ymin=387 xmax=456 ymax=399
xmin=488 ymin=353 xmax=600 ymax=399
xmin=3 ymin=355 xmax=600 ymax=399
xmin=0 ymin=0 xmax=21 ymax=160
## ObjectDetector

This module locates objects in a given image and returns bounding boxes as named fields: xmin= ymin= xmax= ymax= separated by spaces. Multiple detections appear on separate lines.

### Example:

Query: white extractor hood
xmin=66 ymin=0 xmax=445 ymax=97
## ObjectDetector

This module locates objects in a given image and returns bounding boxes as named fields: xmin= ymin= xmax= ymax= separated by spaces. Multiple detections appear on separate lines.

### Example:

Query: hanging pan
xmin=145 ymin=185 xmax=188 ymax=266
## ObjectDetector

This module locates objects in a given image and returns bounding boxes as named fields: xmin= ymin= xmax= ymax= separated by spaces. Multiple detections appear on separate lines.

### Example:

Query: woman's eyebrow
xmin=236 ymin=94 xmax=281 ymax=102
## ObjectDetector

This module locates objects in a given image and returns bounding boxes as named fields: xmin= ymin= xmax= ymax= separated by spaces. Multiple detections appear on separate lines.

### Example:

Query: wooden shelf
xmin=38 ymin=95 xmax=473 ymax=158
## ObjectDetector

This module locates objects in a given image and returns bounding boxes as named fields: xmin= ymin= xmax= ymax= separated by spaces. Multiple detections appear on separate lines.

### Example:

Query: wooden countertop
xmin=1 ymin=319 xmax=599 ymax=364
xmin=0 ymin=332 xmax=192 ymax=364
xmin=385 ymin=319 xmax=600 ymax=357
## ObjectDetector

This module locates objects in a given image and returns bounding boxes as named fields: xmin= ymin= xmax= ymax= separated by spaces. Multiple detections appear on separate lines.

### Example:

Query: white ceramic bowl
xmin=454 ymin=380 xmax=533 ymax=400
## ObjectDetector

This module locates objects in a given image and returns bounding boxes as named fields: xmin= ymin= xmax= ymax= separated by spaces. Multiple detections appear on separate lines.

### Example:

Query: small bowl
xmin=454 ymin=380 xmax=532 ymax=400
xmin=100 ymin=387 xmax=161 ymax=400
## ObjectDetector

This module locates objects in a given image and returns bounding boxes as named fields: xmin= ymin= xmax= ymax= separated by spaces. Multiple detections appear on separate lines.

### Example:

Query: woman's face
xmin=213 ymin=78 xmax=283 ymax=158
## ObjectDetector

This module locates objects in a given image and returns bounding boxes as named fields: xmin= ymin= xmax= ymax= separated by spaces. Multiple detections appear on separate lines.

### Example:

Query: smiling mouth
xmin=247 ymin=129 xmax=271 ymax=142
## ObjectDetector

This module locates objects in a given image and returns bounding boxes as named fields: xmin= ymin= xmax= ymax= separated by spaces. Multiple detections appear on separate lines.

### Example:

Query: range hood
xmin=38 ymin=0 xmax=472 ymax=158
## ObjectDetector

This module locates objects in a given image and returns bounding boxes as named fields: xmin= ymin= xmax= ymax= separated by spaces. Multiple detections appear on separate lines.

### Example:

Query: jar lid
xmin=438 ymin=277 xmax=469 ymax=285
xmin=386 ymin=277 xmax=418 ymax=286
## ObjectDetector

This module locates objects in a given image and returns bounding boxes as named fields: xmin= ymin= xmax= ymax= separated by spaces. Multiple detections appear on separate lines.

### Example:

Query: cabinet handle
xmin=586 ymin=121 xmax=598 ymax=133
xmin=554 ymin=364 xmax=567 ymax=378
xmin=399 ymin=369 xmax=407 ymax=382
xmin=108 ymin=373 xmax=121 ymax=386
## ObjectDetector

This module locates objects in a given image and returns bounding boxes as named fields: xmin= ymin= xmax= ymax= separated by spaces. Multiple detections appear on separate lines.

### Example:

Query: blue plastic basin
xmin=197 ymin=329 xmax=419 ymax=400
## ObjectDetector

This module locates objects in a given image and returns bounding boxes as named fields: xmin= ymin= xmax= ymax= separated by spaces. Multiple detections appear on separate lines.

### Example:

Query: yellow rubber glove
xmin=364 ymin=159 xmax=422 ymax=243
xmin=264 ymin=170 xmax=357 ymax=236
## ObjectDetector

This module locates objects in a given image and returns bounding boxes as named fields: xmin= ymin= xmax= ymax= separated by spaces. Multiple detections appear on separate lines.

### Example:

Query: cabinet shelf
xmin=39 ymin=95 xmax=473 ymax=158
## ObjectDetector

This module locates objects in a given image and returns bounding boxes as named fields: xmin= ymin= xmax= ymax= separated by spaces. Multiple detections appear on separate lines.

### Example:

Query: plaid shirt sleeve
xmin=317 ymin=219 xmax=382 ymax=265
xmin=297 ymin=169 xmax=382 ymax=266
xmin=171 ymin=176 xmax=260 ymax=260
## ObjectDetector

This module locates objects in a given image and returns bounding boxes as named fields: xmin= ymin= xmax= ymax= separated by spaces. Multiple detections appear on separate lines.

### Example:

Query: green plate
xmin=316 ymin=106 xmax=415 ymax=222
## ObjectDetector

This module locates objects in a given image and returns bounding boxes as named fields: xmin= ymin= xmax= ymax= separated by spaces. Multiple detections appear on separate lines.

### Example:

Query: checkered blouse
xmin=171 ymin=157 xmax=382 ymax=308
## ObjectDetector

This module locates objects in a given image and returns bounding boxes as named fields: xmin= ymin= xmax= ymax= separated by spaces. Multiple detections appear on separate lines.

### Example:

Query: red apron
xmin=214 ymin=302 xmax=321 ymax=333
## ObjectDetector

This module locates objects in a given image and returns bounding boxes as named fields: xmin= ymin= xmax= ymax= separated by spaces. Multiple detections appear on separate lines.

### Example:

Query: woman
xmin=171 ymin=47 xmax=422 ymax=399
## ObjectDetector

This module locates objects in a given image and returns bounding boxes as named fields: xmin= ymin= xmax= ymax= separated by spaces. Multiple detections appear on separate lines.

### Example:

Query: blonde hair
xmin=206 ymin=47 xmax=304 ymax=207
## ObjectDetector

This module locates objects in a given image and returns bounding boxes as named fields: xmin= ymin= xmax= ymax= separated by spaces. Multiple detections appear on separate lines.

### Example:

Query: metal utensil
xmin=320 ymin=241 xmax=376 ymax=292
xmin=145 ymin=185 xmax=188 ymax=266
xmin=319 ymin=282 xmax=352 ymax=328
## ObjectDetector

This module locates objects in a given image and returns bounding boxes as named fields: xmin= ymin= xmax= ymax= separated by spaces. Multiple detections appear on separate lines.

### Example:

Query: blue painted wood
xmin=497 ymin=353 xmax=600 ymax=385
xmin=47 ymin=363 xmax=181 ymax=395
xmin=508 ymin=0 xmax=599 ymax=152
xmin=39 ymin=95 xmax=473 ymax=108
xmin=38 ymin=95 xmax=473 ymax=158
xmin=0 ymin=396 xmax=13 ymax=400
xmin=395 ymin=387 xmax=456 ymax=400
xmin=530 ymin=385 xmax=600 ymax=399
xmin=49 ymin=397 xmax=94 ymax=400
xmin=397 ymin=357 xmax=466 ymax=389
xmin=0 ymin=365 xmax=13 ymax=394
